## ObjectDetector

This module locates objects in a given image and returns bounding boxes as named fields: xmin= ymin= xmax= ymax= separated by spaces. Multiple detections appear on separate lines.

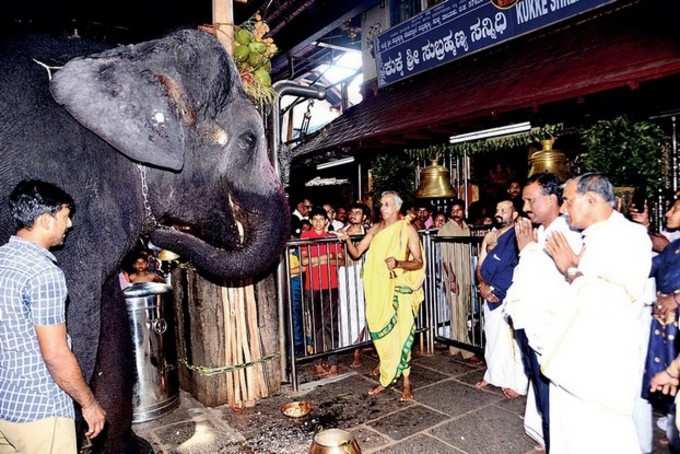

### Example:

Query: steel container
xmin=124 ymin=282 xmax=179 ymax=423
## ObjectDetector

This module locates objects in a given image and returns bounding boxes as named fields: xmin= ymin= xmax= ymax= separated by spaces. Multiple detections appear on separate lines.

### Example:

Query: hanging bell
xmin=528 ymin=139 xmax=570 ymax=182
xmin=416 ymin=160 xmax=455 ymax=198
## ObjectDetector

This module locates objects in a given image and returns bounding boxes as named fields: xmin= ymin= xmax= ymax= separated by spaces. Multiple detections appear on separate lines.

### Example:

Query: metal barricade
xmin=283 ymin=234 xmax=431 ymax=391
xmin=279 ymin=227 xmax=492 ymax=390
xmin=426 ymin=232 xmax=486 ymax=354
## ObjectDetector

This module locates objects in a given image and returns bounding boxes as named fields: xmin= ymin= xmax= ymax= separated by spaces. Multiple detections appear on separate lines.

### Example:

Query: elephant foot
xmin=84 ymin=431 xmax=154 ymax=454
xmin=132 ymin=433 xmax=155 ymax=454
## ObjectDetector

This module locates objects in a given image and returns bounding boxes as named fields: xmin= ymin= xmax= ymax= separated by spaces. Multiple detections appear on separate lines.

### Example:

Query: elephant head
xmin=49 ymin=30 xmax=288 ymax=282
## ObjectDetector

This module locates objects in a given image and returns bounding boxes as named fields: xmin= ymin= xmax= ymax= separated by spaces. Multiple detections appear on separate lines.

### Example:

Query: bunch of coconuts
xmin=233 ymin=25 xmax=276 ymax=88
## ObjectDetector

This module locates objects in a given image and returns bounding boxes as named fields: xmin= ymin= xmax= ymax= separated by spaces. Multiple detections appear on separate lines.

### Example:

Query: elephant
xmin=0 ymin=29 xmax=289 ymax=452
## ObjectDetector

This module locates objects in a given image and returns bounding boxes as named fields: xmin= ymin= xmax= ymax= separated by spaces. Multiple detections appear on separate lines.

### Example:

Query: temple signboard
xmin=375 ymin=0 xmax=618 ymax=88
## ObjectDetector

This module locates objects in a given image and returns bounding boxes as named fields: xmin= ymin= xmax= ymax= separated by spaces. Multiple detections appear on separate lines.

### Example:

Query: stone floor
xmin=134 ymin=347 xmax=670 ymax=453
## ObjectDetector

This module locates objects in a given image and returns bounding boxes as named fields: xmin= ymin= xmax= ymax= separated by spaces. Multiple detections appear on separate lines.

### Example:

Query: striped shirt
xmin=0 ymin=236 xmax=74 ymax=422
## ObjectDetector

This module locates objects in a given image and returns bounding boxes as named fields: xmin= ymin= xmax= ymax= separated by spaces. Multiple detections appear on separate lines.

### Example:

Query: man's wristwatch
xmin=566 ymin=266 xmax=583 ymax=283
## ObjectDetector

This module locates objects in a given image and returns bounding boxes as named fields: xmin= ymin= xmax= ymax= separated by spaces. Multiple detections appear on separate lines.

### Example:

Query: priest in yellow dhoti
xmin=338 ymin=191 xmax=424 ymax=400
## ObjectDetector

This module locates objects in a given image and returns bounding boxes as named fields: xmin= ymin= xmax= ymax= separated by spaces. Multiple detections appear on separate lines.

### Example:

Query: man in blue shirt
xmin=0 ymin=181 xmax=105 ymax=453
xmin=475 ymin=199 xmax=528 ymax=400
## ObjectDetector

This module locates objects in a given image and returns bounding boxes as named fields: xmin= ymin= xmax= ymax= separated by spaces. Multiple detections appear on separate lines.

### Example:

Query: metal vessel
xmin=309 ymin=429 xmax=362 ymax=454
xmin=281 ymin=400 xmax=313 ymax=418
xmin=124 ymin=282 xmax=179 ymax=423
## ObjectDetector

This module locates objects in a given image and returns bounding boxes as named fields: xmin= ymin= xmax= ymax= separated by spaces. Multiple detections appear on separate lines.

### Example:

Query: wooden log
xmin=248 ymin=285 xmax=266 ymax=399
xmin=212 ymin=0 xmax=234 ymax=54
xmin=171 ymin=268 xmax=228 ymax=407
xmin=236 ymin=286 xmax=257 ymax=407
xmin=172 ymin=267 xmax=282 ymax=405
xmin=171 ymin=268 xmax=192 ymax=393
xmin=231 ymin=287 xmax=246 ymax=408
xmin=221 ymin=287 xmax=235 ymax=407
xmin=246 ymin=284 xmax=267 ymax=398
xmin=255 ymin=272 xmax=281 ymax=394
xmin=228 ymin=288 xmax=241 ymax=407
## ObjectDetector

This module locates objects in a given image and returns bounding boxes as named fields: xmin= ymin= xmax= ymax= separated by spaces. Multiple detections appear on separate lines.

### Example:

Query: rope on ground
xmin=179 ymin=353 xmax=279 ymax=377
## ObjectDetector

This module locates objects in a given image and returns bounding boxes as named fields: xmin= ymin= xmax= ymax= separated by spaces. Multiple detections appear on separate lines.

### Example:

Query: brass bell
xmin=415 ymin=160 xmax=455 ymax=198
xmin=528 ymin=139 xmax=570 ymax=182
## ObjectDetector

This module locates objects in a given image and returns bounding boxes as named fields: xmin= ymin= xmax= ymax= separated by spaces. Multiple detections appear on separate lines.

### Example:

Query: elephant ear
xmin=49 ymin=31 xmax=234 ymax=171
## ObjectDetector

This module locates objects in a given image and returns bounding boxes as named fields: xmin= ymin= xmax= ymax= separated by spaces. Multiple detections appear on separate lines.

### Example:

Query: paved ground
xmin=134 ymin=347 xmax=668 ymax=453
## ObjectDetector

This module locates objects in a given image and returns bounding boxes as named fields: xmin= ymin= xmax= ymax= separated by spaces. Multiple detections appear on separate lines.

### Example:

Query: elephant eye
xmin=238 ymin=132 xmax=257 ymax=152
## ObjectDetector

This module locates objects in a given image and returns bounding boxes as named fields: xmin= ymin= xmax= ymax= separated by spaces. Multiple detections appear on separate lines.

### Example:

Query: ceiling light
xmin=312 ymin=42 xmax=362 ymax=54
xmin=316 ymin=156 xmax=355 ymax=170
xmin=449 ymin=122 xmax=532 ymax=144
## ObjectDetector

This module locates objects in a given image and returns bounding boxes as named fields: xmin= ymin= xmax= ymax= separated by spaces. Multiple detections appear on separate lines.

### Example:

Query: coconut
xmin=254 ymin=67 xmax=272 ymax=87
xmin=235 ymin=29 xmax=253 ymax=45
xmin=248 ymin=52 xmax=264 ymax=68
xmin=248 ymin=41 xmax=267 ymax=54
xmin=234 ymin=45 xmax=250 ymax=62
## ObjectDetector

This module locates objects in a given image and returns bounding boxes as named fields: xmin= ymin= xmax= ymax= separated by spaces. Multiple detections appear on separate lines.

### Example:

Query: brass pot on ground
xmin=415 ymin=160 xmax=455 ymax=199
xmin=309 ymin=429 xmax=362 ymax=454
xmin=528 ymin=139 xmax=570 ymax=182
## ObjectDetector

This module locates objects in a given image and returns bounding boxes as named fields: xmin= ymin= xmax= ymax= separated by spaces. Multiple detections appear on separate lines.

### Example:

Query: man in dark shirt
xmin=475 ymin=199 xmax=527 ymax=399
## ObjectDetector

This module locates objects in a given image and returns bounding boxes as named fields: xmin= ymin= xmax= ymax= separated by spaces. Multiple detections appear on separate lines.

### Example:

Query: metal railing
xmin=424 ymin=230 xmax=486 ymax=355
xmin=280 ymin=226 xmax=490 ymax=391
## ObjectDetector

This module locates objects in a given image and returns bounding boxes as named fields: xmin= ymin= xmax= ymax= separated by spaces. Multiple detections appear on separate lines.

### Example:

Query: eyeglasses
xmin=304 ymin=205 xmax=312 ymax=209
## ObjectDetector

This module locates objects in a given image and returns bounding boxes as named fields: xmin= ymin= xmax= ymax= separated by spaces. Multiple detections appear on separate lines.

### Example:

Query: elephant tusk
xmin=235 ymin=219 xmax=245 ymax=244
xmin=228 ymin=193 xmax=246 ymax=245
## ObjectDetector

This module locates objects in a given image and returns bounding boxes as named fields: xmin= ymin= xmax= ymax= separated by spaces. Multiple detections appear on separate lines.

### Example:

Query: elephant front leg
xmin=88 ymin=275 xmax=153 ymax=454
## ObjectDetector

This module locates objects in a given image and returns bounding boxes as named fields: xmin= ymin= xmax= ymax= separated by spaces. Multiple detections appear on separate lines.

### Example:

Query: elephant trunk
xmin=149 ymin=188 xmax=290 ymax=283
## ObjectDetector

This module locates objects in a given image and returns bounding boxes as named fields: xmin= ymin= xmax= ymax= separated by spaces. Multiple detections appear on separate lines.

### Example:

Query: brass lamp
xmin=528 ymin=139 xmax=570 ymax=181
xmin=415 ymin=160 xmax=455 ymax=198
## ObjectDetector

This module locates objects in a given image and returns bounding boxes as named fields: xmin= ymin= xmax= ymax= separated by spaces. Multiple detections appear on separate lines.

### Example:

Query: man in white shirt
xmin=543 ymin=173 xmax=652 ymax=454
xmin=505 ymin=173 xmax=582 ymax=452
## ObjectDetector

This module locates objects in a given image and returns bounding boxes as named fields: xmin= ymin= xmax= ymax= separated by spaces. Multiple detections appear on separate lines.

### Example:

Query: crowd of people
xmin=456 ymin=173 xmax=680 ymax=454
xmin=4 ymin=172 xmax=680 ymax=453
xmin=289 ymin=172 xmax=680 ymax=454
xmin=285 ymin=183 xmax=516 ymax=383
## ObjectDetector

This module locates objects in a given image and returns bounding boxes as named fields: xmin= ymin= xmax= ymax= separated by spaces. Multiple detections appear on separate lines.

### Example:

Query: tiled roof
xmin=294 ymin=5 xmax=680 ymax=156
